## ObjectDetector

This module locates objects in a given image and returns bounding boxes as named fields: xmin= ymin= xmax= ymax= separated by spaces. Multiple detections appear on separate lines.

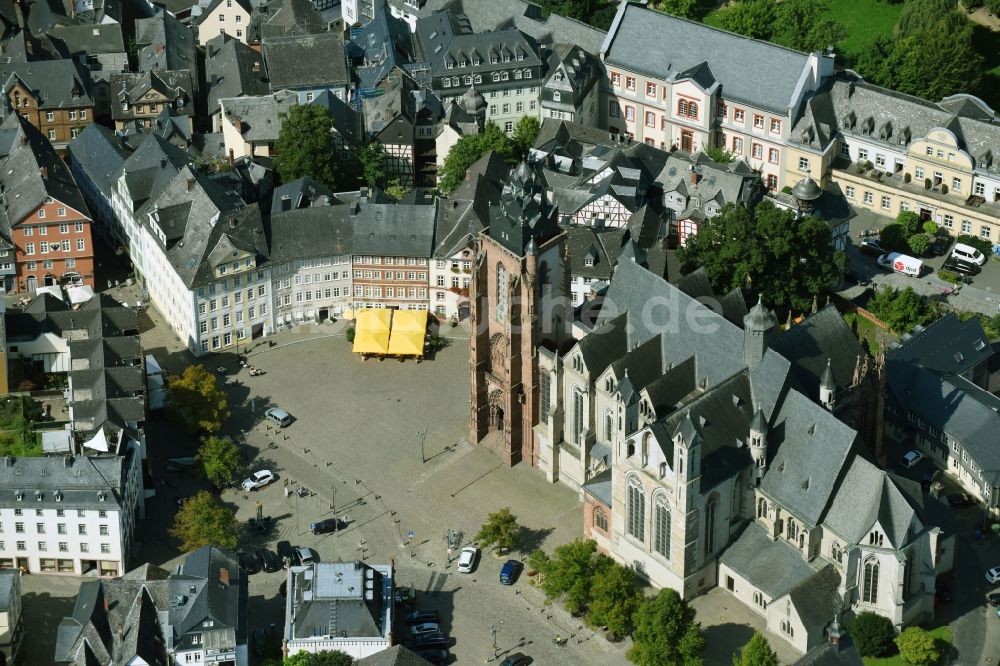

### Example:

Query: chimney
xmin=690 ymin=169 xmax=699 ymax=185
xmin=186 ymin=176 xmax=195 ymax=190
xmin=253 ymin=61 xmax=261 ymax=72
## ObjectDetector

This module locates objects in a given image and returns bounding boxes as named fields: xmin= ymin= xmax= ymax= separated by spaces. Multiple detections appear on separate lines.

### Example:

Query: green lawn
xmin=862 ymin=625 xmax=952 ymax=666
xmin=842 ymin=312 xmax=892 ymax=357
xmin=0 ymin=396 xmax=44 ymax=457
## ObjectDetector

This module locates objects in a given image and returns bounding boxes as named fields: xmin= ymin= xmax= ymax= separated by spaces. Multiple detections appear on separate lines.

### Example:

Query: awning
xmin=353 ymin=308 xmax=392 ymax=355
xmin=67 ymin=285 xmax=95 ymax=305
xmin=387 ymin=309 xmax=427 ymax=356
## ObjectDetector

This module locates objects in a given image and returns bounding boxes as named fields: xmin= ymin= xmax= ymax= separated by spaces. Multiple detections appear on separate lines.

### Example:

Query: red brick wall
xmin=14 ymin=201 xmax=95 ymax=292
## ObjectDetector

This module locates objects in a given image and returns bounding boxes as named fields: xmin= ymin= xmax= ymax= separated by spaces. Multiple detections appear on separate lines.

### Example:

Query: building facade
xmin=197 ymin=0 xmax=253 ymax=44
xmin=0 ymin=571 xmax=21 ymax=664
xmin=0 ymin=61 xmax=95 ymax=149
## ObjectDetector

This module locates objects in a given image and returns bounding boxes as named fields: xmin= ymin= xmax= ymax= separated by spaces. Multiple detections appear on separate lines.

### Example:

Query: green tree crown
xmin=166 ymin=364 xmax=230 ymax=434
xmin=169 ymin=490 xmax=239 ymax=551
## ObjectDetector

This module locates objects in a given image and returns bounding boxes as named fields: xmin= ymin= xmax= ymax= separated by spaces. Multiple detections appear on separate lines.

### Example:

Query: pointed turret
xmin=820 ymin=358 xmax=837 ymax=410
xmin=743 ymin=295 xmax=777 ymax=368
xmin=749 ymin=407 xmax=768 ymax=481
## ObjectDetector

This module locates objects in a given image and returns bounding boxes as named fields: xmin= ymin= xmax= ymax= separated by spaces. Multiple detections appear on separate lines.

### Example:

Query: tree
xmin=898 ymin=0 xmax=962 ymax=36
xmin=879 ymin=223 xmax=911 ymax=253
xmin=166 ymin=365 xmax=230 ymax=433
xmin=894 ymin=627 xmax=941 ymax=666
xmin=273 ymin=105 xmax=338 ymax=189
xmin=527 ymin=548 xmax=551 ymax=581
xmin=907 ymin=233 xmax=932 ymax=257
xmin=733 ymin=632 xmax=780 ymax=666
xmin=770 ymin=0 xmax=847 ymax=52
xmin=385 ymin=178 xmax=411 ymax=202
xmin=196 ymin=435 xmax=242 ymax=489
xmin=679 ymin=201 xmax=845 ymax=314
xmin=867 ymin=286 xmax=937 ymax=333
xmin=717 ymin=0 xmax=776 ymax=40
xmin=437 ymin=122 xmax=515 ymax=194
xmin=357 ymin=142 xmax=386 ymax=188
xmin=653 ymin=0 xmax=700 ymax=19
xmin=511 ymin=115 xmax=541 ymax=159
xmin=475 ymin=507 xmax=520 ymax=552
xmin=169 ymin=491 xmax=239 ymax=551
xmin=704 ymin=146 xmax=736 ymax=164
xmin=284 ymin=651 xmax=353 ymax=666
xmin=586 ymin=557 xmax=643 ymax=638
xmin=628 ymin=588 xmax=705 ymax=666
xmin=849 ymin=611 xmax=897 ymax=658
xmin=540 ymin=538 xmax=602 ymax=614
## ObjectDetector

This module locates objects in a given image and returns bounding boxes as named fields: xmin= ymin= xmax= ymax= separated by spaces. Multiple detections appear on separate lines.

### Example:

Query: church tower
xmin=469 ymin=160 xmax=570 ymax=466
xmin=749 ymin=407 xmax=768 ymax=483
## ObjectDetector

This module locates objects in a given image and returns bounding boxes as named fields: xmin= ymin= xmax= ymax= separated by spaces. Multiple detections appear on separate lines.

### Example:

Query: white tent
xmin=67 ymin=285 xmax=96 ymax=305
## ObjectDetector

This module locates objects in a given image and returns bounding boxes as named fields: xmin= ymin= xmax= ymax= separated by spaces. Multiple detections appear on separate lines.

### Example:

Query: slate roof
xmin=415 ymin=13 xmax=541 ymax=81
xmin=112 ymin=131 xmax=190 ymax=214
xmin=263 ymin=32 xmax=349 ymax=91
xmin=197 ymin=0 xmax=252 ymax=24
xmin=720 ymin=521 xmax=823 ymax=598
xmin=785 ymin=565 xmax=843 ymax=639
xmin=352 ymin=201 xmax=437 ymax=257
xmin=141 ymin=166 xmax=268 ymax=289
xmin=581 ymin=468 xmax=612 ymax=508
xmin=288 ymin=562 xmax=391 ymax=642
xmin=889 ymin=313 xmax=992 ymax=376
xmin=601 ymin=2 xmax=814 ymax=114
xmin=0 ymin=114 xmax=90 ymax=234
xmin=0 ymin=59 xmax=94 ymax=109
xmin=267 ymin=206 xmax=352 ymax=264
xmin=432 ymin=151 xmax=507 ymax=259
xmin=271 ymin=176 xmax=337 ymax=212
xmin=0 ymin=452 xmax=130 ymax=511
xmin=205 ymin=34 xmax=270 ymax=112
xmin=351 ymin=6 xmax=416 ymax=91
xmin=48 ymin=23 xmax=126 ymax=57
xmin=135 ymin=13 xmax=198 ymax=75
xmin=657 ymin=151 xmax=765 ymax=215
xmin=790 ymin=74 xmax=1000 ymax=176
xmin=309 ymin=90 xmax=363 ymax=147
xmin=68 ymin=122 xmax=131 ymax=202
xmin=823 ymin=454 xmax=921 ymax=547
xmin=355 ymin=645 xmax=435 ymax=666
xmin=220 ymin=90 xmax=298 ymax=142
xmin=760 ymin=389 xmax=859 ymax=526
xmin=565 ymin=226 xmax=624 ymax=281
xmin=574 ymin=312 xmax=628 ymax=377
xmin=770 ymin=304 xmax=869 ymax=400
xmin=542 ymin=43 xmax=600 ymax=111
xmin=110 ymin=70 xmax=195 ymax=119
xmin=259 ymin=0 xmax=325 ymax=38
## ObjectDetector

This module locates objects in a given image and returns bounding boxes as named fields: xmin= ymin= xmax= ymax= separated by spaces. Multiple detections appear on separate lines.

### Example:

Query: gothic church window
xmin=653 ymin=493 xmax=671 ymax=558
xmin=626 ymin=475 xmax=645 ymax=541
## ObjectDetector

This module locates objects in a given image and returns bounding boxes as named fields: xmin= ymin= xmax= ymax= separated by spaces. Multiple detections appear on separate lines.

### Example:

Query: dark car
xmin=500 ymin=654 xmax=529 ymax=666
xmin=407 ymin=609 xmax=440 ymax=626
xmin=310 ymin=517 xmax=348 ymax=535
xmin=252 ymin=627 xmax=266 ymax=657
xmin=414 ymin=632 xmax=450 ymax=649
xmin=948 ymin=493 xmax=975 ymax=508
xmin=859 ymin=239 xmax=888 ymax=257
xmin=276 ymin=541 xmax=298 ymax=567
xmin=988 ymin=593 xmax=1000 ymax=607
xmin=238 ymin=551 xmax=262 ymax=575
xmin=942 ymin=257 xmax=981 ymax=277
xmin=416 ymin=648 xmax=450 ymax=665
xmin=930 ymin=236 xmax=951 ymax=257
xmin=500 ymin=559 xmax=523 ymax=585
xmin=257 ymin=549 xmax=281 ymax=573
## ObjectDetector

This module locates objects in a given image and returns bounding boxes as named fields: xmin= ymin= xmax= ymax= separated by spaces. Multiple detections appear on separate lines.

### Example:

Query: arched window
xmin=704 ymin=496 xmax=717 ymax=555
xmin=626 ymin=475 xmax=645 ymax=541
xmin=832 ymin=542 xmax=842 ymax=563
xmin=658 ymin=462 xmax=667 ymax=479
xmin=678 ymin=99 xmax=688 ymax=116
xmin=604 ymin=410 xmax=614 ymax=441
xmin=688 ymin=101 xmax=698 ymax=118
xmin=641 ymin=433 xmax=650 ymax=465
xmin=752 ymin=591 xmax=766 ymax=608
xmin=594 ymin=507 xmax=608 ymax=532
xmin=653 ymin=493 xmax=671 ymax=558
xmin=787 ymin=518 xmax=797 ymax=541
xmin=780 ymin=620 xmax=794 ymax=637
xmin=903 ymin=549 xmax=917 ymax=598
xmin=496 ymin=263 xmax=507 ymax=320
xmin=863 ymin=555 xmax=879 ymax=604
xmin=757 ymin=498 xmax=767 ymax=518
xmin=626 ymin=440 xmax=635 ymax=458
xmin=572 ymin=387 xmax=585 ymax=445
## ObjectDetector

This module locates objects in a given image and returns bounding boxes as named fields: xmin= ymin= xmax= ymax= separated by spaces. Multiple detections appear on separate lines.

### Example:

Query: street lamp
xmin=490 ymin=620 xmax=504 ymax=660
xmin=416 ymin=430 xmax=427 ymax=464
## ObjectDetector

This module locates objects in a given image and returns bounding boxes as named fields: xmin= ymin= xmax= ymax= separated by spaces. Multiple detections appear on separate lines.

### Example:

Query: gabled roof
xmin=266 ymin=205 xmax=352 ymax=264
xmin=136 ymin=13 xmax=197 ymax=74
xmin=601 ymin=2 xmax=815 ymax=114
xmin=110 ymin=70 xmax=195 ymax=118
xmin=720 ymin=521 xmax=824 ymax=598
xmin=205 ymin=34 xmax=269 ymax=112
xmin=889 ymin=313 xmax=992 ymax=376
xmin=220 ymin=90 xmax=297 ymax=142
xmin=0 ymin=59 xmax=94 ymax=109
xmin=270 ymin=176 xmax=336 ymax=212
xmin=263 ymin=32 xmax=349 ymax=90
xmin=48 ymin=23 xmax=126 ymax=56
xmin=351 ymin=201 xmax=437 ymax=257
xmin=260 ymin=0 xmax=325 ymax=38
xmin=68 ymin=123 xmax=131 ymax=202
xmin=823 ymin=454 xmax=921 ymax=547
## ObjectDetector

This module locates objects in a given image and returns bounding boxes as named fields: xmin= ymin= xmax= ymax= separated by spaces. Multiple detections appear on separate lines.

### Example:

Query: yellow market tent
xmin=388 ymin=310 xmax=428 ymax=357
xmin=353 ymin=309 xmax=392 ymax=355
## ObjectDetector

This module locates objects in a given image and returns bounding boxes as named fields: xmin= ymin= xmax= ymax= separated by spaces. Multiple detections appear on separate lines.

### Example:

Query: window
xmin=645 ymin=82 xmax=656 ymax=97
xmin=626 ymin=475 xmax=645 ymax=541
xmin=734 ymin=108 xmax=745 ymax=123
xmin=770 ymin=118 xmax=781 ymax=133
xmin=798 ymin=157 xmax=809 ymax=171
xmin=23 ymin=226 xmax=32 ymax=236
xmin=624 ymin=106 xmax=634 ymax=122
xmin=862 ymin=556 xmax=879 ymax=603
xmin=753 ymin=114 xmax=764 ymax=130
xmin=858 ymin=148 xmax=868 ymax=161
xmin=845 ymin=186 xmax=855 ymax=199
xmin=625 ymin=76 xmax=635 ymax=91
xmin=781 ymin=620 xmax=794 ymax=637
xmin=45 ymin=111 xmax=54 ymax=122
xmin=14 ymin=523 xmax=22 ymax=534
xmin=864 ymin=191 xmax=873 ymax=205
xmin=610 ymin=72 xmax=621 ymax=87
xmin=751 ymin=143 xmax=762 ymax=160
xmin=943 ymin=214 xmax=953 ymax=228
xmin=594 ymin=507 xmax=608 ymax=532
xmin=101 ymin=544 xmax=110 ymax=554
xmin=40 ymin=242 xmax=48 ymax=253
xmin=975 ymin=181 xmax=986 ymax=196
xmin=76 ymin=239 xmax=85 ymax=251
xmin=766 ymin=174 xmax=778 ymax=190
xmin=881 ymin=195 xmax=891 ymax=210
xmin=768 ymin=148 xmax=779 ymax=165
xmin=25 ymin=243 xmax=34 ymax=255
xmin=98 ymin=510 xmax=106 ymax=518
xmin=572 ymin=388 xmax=584 ymax=445
xmin=99 ymin=525 xmax=109 ymax=536
xmin=677 ymin=98 xmax=698 ymax=118
xmin=717 ymin=102 xmax=727 ymax=118
xmin=982 ymin=225 xmax=992 ymax=239
xmin=875 ymin=154 xmax=886 ymax=168
xmin=915 ymin=166 xmax=924 ymax=179
xmin=840 ymin=142 xmax=850 ymax=157
xmin=961 ymin=219 xmax=972 ymax=233
xmin=732 ymin=137 xmax=743 ymax=154
xmin=609 ymin=101 xmax=620 ymax=118
xmin=653 ymin=494 xmax=671 ymax=558
xmin=57 ymin=524 xmax=66 ymax=535
xmin=645 ymin=111 xmax=655 ymax=128
xmin=952 ymin=177 xmax=962 ymax=192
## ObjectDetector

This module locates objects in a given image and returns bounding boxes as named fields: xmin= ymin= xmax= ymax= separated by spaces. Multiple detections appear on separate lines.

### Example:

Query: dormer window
xmin=15 ymin=491 xmax=23 ymax=501
xmin=552 ymin=91 xmax=561 ymax=102
xmin=584 ymin=256 xmax=594 ymax=267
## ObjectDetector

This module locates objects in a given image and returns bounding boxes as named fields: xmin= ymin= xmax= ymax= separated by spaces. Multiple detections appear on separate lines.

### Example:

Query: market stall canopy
xmin=353 ymin=308 xmax=392 ymax=355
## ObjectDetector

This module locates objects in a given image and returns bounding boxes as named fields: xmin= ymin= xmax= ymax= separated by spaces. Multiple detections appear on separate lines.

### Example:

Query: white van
xmin=951 ymin=242 xmax=987 ymax=266
xmin=265 ymin=407 xmax=292 ymax=428
xmin=876 ymin=252 xmax=923 ymax=277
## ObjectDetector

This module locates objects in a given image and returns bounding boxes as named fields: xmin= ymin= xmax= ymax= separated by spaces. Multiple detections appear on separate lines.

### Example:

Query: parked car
xmin=988 ymin=593 xmax=1000 ymax=607
xmin=415 ymin=648 xmax=450 ymax=665
xmin=456 ymin=546 xmax=479 ymax=573
xmin=257 ymin=549 xmax=281 ymax=573
xmin=948 ymin=493 xmax=974 ymax=508
xmin=310 ymin=517 xmax=348 ymax=535
xmin=265 ymin=406 xmax=293 ymax=427
xmin=276 ymin=541 xmax=298 ymax=567
xmin=877 ymin=252 xmax=923 ymax=277
xmin=252 ymin=627 xmax=266 ymax=657
xmin=414 ymin=632 xmax=450 ymax=649
xmin=238 ymin=551 xmax=262 ymax=575
xmin=859 ymin=239 xmax=888 ymax=257
xmin=500 ymin=654 xmax=529 ymax=666
xmin=500 ymin=560 xmax=523 ymax=585
xmin=952 ymin=242 xmax=988 ymax=265
xmin=410 ymin=622 xmax=441 ymax=636
xmin=296 ymin=546 xmax=317 ymax=565
xmin=942 ymin=256 xmax=981 ymax=277
xmin=242 ymin=469 xmax=276 ymax=491
xmin=985 ymin=566 xmax=1000 ymax=584
xmin=900 ymin=450 xmax=924 ymax=469
xmin=407 ymin=609 xmax=440 ymax=626
xmin=929 ymin=236 xmax=951 ymax=257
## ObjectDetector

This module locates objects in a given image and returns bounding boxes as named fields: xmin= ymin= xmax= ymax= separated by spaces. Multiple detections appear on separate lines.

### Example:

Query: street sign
xmin=407 ymin=530 xmax=415 ymax=539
